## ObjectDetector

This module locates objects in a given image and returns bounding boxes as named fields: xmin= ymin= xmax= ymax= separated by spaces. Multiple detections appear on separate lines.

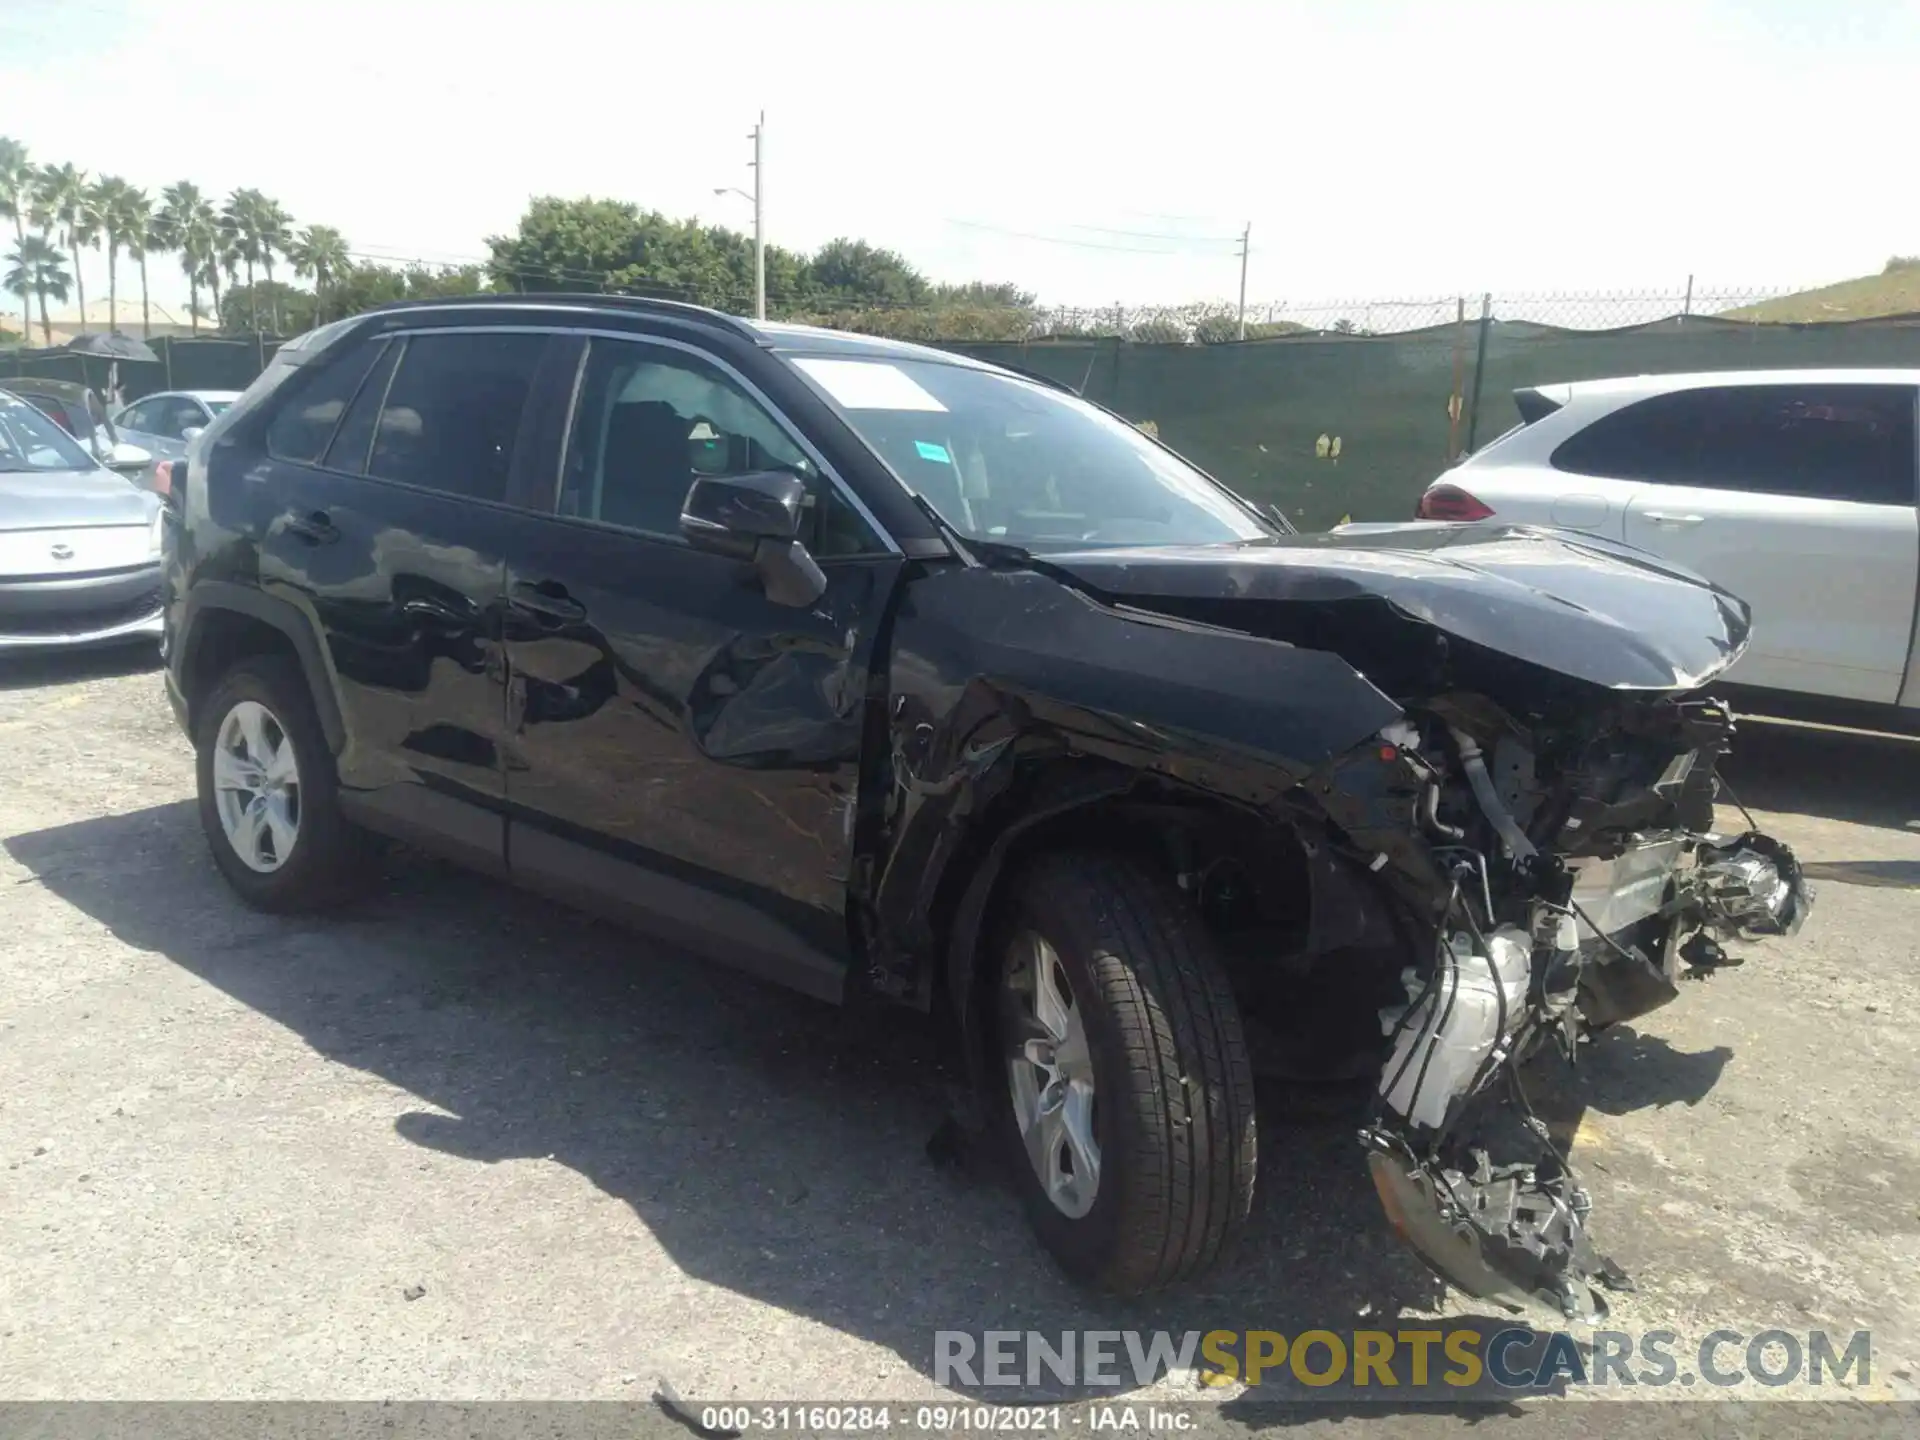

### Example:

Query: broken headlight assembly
xmin=1353 ymin=708 xmax=1811 ymax=1321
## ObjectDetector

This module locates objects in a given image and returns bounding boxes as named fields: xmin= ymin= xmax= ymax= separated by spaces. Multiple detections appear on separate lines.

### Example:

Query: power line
xmin=1059 ymin=222 xmax=1243 ymax=243
xmin=943 ymin=219 xmax=1240 ymax=255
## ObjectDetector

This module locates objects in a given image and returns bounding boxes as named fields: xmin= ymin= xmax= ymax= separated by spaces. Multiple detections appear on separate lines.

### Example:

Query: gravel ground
xmin=1 ymin=647 xmax=1917 ymax=1416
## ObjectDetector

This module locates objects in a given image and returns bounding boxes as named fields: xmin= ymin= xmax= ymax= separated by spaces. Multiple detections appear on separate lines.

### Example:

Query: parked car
xmin=1 ymin=377 xmax=155 ymax=481
xmin=113 ymin=389 xmax=241 ymax=461
xmin=1409 ymin=369 xmax=1920 ymax=727
xmin=0 ymin=389 xmax=165 ymax=652
xmin=162 ymin=298 xmax=1807 ymax=1315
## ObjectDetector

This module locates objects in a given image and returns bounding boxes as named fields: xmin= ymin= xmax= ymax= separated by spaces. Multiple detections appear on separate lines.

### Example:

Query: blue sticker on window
xmin=914 ymin=440 xmax=952 ymax=463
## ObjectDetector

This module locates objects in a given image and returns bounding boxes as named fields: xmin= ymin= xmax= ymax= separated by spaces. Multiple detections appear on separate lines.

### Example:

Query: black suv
xmin=162 ymin=296 xmax=1807 ymax=1312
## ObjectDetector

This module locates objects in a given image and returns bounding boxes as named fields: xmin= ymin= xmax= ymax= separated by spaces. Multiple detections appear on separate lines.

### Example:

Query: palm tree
xmin=36 ymin=162 xmax=95 ymax=333
xmin=210 ymin=229 xmax=242 ymax=331
xmin=120 ymin=187 xmax=154 ymax=339
xmin=91 ymin=175 xmax=136 ymax=332
xmin=221 ymin=188 xmax=265 ymax=330
xmin=5 ymin=235 xmax=70 ymax=346
xmin=290 ymin=224 xmax=350 ymax=324
xmin=0 ymin=137 xmax=32 ymax=339
xmin=257 ymin=196 xmax=293 ymax=333
xmin=155 ymin=181 xmax=217 ymax=335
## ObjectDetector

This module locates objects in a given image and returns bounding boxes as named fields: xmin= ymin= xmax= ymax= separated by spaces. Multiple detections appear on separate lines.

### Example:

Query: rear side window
xmin=322 ymin=342 xmax=400 ymax=473
xmin=1553 ymin=384 xmax=1917 ymax=505
xmin=361 ymin=332 xmax=547 ymax=502
xmin=265 ymin=339 xmax=388 ymax=464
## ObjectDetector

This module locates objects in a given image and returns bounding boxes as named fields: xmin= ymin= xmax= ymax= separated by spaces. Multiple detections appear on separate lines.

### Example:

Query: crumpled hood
xmin=0 ymin=467 xmax=154 ymax=530
xmin=1041 ymin=523 xmax=1751 ymax=691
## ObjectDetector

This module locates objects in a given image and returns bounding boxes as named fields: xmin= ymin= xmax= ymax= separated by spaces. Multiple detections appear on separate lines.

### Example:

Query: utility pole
xmin=751 ymin=112 xmax=766 ymax=321
xmin=1236 ymin=223 xmax=1251 ymax=340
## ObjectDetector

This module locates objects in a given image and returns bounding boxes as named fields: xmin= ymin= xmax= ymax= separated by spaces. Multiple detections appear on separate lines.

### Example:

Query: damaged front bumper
xmin=1359 ymin=825 xmax=1810 ymax=1321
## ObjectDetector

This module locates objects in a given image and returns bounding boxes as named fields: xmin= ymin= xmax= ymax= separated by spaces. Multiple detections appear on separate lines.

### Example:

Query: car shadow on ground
xmin=7 ymin=801 xmax=1720 ymax=1408
xmin=0 ymin=644 xmax=161 ymax=691
xmin=1721 ymin=718 xmax=1920 ymax=836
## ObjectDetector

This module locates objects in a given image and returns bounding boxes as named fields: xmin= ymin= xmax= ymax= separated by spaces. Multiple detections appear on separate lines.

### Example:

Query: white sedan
xmin=1408 ymin=369 xmax=1920 ymax=719
xmin=112 ymin=389 xmax=241 ymax=462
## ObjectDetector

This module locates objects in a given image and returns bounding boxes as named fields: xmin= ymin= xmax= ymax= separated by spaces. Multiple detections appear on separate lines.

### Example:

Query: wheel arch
xmin=929 ymin=755 xmax=1295 ymax=1126
xmin=176 ymin=582 xmax=344 ymax=754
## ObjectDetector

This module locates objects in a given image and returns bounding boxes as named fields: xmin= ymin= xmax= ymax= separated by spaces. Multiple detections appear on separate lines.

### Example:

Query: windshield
xmin=205 ymin=400 xmax=233 ymax=416
xmin=789 ymin=355 xmax=1273 ymax=551
xmin=0 ymin=396 xmax=98 ymax=473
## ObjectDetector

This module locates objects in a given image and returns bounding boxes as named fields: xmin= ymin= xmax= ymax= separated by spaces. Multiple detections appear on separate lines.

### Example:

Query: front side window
xmin=118 ymin=398 xmax=165 ymax=434
xmin=0 ymin=395 xmax=97 ymax=472
xmin=559 ymin=338 xmax=880 ymax=553
xmin=362 ymin=332 xmax=548 ymax=501
xmin=1554 ymin=384 xmax=1917 ymax=505
xmin=787 ymin=355 xmax=1273 ymax=551
xmin=158 ymin=397 xmax=209 ymax=438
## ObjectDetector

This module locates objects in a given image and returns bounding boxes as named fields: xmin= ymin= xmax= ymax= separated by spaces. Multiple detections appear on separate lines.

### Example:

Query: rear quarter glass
xmin=1458 ymin=420 xmax=1526 ymax=463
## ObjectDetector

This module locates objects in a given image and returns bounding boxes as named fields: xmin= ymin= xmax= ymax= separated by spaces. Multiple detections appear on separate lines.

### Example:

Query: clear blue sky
xmin=4 ymin=0 xmax=1916 ymax=311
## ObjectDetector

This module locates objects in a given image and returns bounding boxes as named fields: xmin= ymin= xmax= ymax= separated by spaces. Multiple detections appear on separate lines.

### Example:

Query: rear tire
xmin=195 ymin=654 xmax=356 ymax=911
xmin=995 ymin=850 xmax=1256 ymax=1294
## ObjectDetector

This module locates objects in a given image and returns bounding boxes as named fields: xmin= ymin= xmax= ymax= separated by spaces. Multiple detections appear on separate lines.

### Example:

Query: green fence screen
xmin=949 ymin=313 xmax=1920 ymax=529
xmin=12 ymin=315 xmax=1920 ymax=531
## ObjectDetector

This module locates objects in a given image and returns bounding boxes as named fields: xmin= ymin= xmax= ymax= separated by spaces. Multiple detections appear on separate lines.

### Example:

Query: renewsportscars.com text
xmin=934 ymin=1328 xmax=1872 ymax=1392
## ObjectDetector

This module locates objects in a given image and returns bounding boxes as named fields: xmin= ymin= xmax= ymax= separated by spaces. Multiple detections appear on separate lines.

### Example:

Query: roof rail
xmin=363 ymin=292 xmax=763 ymax=342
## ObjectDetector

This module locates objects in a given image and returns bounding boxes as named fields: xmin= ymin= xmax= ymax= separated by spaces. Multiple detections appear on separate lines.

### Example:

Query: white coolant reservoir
xmin=1379 ymin=925 xmax=1533 ymax=1131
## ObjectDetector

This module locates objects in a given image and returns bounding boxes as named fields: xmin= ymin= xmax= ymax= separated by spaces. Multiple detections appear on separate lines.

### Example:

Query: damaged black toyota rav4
xmin=160 ymin=297 xmax=1808 ymax=1317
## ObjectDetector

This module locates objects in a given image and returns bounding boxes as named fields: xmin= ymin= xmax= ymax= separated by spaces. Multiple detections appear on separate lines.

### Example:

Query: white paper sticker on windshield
xmin=793 ymin=358 xmax=948 ymax=412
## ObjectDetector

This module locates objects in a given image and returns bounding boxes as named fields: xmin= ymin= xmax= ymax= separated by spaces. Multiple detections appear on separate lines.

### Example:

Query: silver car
xmin=111 ymin=389 xmax=241 ymax=461
xmin=0 ymin=390 xmax=164 ymax=653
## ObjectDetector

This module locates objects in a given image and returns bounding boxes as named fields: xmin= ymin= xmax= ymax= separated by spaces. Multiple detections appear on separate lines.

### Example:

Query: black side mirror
xmin=680 ymin=470 xmax=827 ymax=608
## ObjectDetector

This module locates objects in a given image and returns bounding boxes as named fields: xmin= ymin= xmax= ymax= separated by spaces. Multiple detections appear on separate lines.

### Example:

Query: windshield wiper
xmin=901 ymin=490 xmax=1036 ymax=569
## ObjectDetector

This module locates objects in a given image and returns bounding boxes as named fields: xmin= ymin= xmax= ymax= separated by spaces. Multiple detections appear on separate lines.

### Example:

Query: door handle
xmin=510 ymin=579 xmax=586 ymax=623
xmin=1642 ymin=511 xmax=1704 ymax=527
xmin=282 ymin=509 xmax=339 ymax=544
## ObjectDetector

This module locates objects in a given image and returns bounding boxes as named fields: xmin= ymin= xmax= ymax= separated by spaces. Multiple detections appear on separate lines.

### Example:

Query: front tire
xmin=996 ymin=851 xmax=1256 ymax=1294
xmin=195 ymin=654 xmax=356 ymax=911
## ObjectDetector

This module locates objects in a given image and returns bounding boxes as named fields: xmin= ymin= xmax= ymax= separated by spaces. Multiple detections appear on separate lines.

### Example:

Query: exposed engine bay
xmin=1311 ymin=691 xmax=1806 ymax=1320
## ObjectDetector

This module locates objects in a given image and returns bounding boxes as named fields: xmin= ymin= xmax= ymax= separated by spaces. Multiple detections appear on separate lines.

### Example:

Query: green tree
xmin=209 ymin=227 xmax=242 ymax=329
xmin=289 ymin=224 xmax=350 ymax=323
xmin=219 ymin=279 xmax=316 ymax=335
xmin=1192 ymin=313 xmax=1309 ymax=343
xmin=221 ymin=188 xmax=267 ymax=327
xmin=0 ymin=137 xmax=33 ymax=339
xmin=90 ymin=174 xmax=138 ymax=332
xmin=322 ymin=261 xmax=486 ymax=321
xmin=931 ymin=279 xmax=1036 ymax=309
xmin=802 ymin=237 xmax=928 ymax=308
xmin=155 ymin=182 xmax=219 ymax=335
xmin=5 ymin=234 xmax=70 ymax=345
xmin=256 ymin=196 xmax=293 ymax=332
xmin=119 ymin=186 xmax=154 ymax=338
xmin=485 ymin=196 xmax=807 ymax=311
xmin=36 ymin=162 xmax=95 ymax=332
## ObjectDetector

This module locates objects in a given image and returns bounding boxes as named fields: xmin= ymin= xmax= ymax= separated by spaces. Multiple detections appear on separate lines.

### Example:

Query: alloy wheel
xmin=211 ymin=699 xmax=301 ymax=873
xmin=1004 ymin=930 xmax=1101 ymax=1218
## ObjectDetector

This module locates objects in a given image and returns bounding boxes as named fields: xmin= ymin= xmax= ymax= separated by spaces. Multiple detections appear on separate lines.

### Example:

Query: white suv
xmin=1413 ymin=370 xmax=1920 ymax=717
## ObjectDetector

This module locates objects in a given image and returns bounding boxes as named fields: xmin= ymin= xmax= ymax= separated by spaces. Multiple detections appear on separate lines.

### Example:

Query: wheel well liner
xmin=176 ymin=582 xmax=343 ymax=753
xmin=935 ymin=764 xmax=1293 ymax=1123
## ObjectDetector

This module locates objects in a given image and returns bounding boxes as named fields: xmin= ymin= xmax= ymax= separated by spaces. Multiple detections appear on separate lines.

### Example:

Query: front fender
xmin=867 ymin=566 xmax=1405 ymax=998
